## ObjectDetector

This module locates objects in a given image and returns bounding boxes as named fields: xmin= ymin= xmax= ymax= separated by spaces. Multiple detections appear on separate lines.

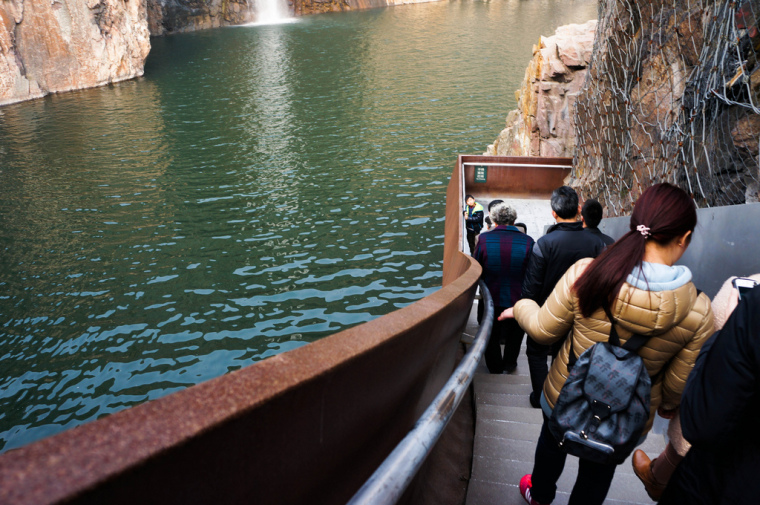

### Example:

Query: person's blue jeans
xmin=530 ymin=416 xmax=618 ymax=505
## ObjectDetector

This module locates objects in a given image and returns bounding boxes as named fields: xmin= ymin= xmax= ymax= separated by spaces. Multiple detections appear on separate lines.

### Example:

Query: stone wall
xmin=486 ymin=20 xmax=596 ymax=159
xmin=0 ymin=0 xmax=150 ymax=107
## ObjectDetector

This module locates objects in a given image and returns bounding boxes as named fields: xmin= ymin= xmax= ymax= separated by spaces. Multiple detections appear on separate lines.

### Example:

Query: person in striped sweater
xmin=474 ymin=202 xmax=535 ymax=374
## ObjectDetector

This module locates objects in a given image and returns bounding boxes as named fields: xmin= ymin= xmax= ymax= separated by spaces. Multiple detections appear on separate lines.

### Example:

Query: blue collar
xmin=627 ymin=262 xmax=692 ymax=291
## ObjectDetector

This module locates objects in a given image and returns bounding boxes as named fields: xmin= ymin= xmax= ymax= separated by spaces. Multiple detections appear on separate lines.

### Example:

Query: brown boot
xmin=632 ymin=450 xmax=667 ymax=501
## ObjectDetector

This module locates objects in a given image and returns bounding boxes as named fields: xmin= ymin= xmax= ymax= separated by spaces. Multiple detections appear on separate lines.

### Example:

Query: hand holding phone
xmin=732 ymin=277 xmax=758 ymax=300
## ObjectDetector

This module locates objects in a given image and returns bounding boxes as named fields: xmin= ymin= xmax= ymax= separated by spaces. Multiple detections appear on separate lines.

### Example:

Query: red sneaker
xmin=519 ymin=474 xmax=550 ymax=505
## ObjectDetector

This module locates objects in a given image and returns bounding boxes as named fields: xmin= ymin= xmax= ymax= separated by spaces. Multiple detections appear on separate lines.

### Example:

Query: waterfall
xmin=253 ymin=0 xmax=291 ymax=24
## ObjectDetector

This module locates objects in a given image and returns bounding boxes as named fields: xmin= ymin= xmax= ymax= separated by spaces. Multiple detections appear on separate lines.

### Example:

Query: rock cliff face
xmin=485 ymin=20 xmax=596 ymax=159
xmin=148 ymin=0 xmax=255 ymax=35
xmin=292 ymin=0 xmax=436 ymax=16
xmin=0 ymin=0 xmax=443 ymax=105
xmin=0 ymin=0 xmax=150 ymax=107
xmin=148 ymin=0 xmax=438 ymax=33
xmin=491 ymin=2 xmax=760 ymax=213
xmin=572 ymin=0 xmax=760 ymax=212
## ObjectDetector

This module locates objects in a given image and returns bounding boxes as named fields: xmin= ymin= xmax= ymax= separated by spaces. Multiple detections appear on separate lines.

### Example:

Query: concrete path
xmin=461 ymin=301 xmax=667 ymax=505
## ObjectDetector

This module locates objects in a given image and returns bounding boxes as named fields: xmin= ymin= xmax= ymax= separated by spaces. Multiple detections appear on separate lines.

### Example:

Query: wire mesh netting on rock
xmin=572 ymin=0 xmax=760 ymax=216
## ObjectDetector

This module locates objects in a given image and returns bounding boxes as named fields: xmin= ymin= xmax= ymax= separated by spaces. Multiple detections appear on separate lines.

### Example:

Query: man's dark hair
xmin=488 ymin=199 xmax=504 ymax=211
xmin=581 ymin=199 xmax=604 ymax=228
xmin=465 ymin=194 xmax=474 ymax=201
xmin=551 ymin=186 xmax=579 ymax=219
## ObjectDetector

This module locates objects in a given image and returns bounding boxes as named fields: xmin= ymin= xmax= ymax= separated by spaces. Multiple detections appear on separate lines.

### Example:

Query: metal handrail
xmin=346 ymin=279 xmax=494 ymax=505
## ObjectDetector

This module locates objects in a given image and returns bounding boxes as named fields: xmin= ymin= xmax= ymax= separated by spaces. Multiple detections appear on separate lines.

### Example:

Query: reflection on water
xmin=245 ymin=26 xmax=293 ymax=155
xmin=0 ymin=0 xmax=597 ymax=452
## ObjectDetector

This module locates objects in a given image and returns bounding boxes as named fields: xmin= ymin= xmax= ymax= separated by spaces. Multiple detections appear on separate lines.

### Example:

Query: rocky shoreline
xmin=148 ymin=0 xmax=256 ymax=36
xmin=0 ymin=0 xmax=438 ymax=106
xmin=0 ymin=0 xmax=151 ymax=107
xmin=485 ymin=20 xmax=596 ymax=160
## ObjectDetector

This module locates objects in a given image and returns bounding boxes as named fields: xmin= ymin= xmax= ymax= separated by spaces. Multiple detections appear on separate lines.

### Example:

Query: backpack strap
xmin=603 ymin=305 xmax=650 ymax=352
xmin=567 ymin=332 xmax=578 ymax=369
xmin=567 ymin=304 xmax=649 ymax=369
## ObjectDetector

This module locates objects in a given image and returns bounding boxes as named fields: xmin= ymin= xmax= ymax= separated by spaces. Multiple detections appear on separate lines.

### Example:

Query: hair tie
xmin=636 ymin=224 xmax=651 ymax=238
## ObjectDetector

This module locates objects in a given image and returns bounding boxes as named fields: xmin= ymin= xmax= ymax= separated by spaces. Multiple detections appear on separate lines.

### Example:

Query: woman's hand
xmin=497 ymin=308 xmax=514 ymax=321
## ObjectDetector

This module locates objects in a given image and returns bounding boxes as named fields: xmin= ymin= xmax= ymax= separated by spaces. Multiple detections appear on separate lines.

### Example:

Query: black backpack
xmin=548 ymin=306 xmax=652 ymax=465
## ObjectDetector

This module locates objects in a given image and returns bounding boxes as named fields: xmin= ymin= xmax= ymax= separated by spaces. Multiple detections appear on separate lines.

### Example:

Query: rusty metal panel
xmin=443 ymin=156 xmax=479 ymax=287
xmin=461 ymin=155 xmax=572 ymax=199
xmin=0 ymin=154 xmax=574 ymax=505
xmin=0 ymin=168 xmax=483 ymax=505
xmin=0 ymin=274 xmax=480 ymax=505
xmin=0 ymin=268 xmax=481 ymax=505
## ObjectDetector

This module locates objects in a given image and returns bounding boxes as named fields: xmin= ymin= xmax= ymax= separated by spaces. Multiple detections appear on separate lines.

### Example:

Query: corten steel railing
xmin=346 ymin=279 xmax=493 ymax=505
xmin=0 ymin=158 xmax=483 ymax=505
xmin=347 ymin=156 xmax=571 ymax=504
xmin=0 ymin=156 xmax=575 ymax=505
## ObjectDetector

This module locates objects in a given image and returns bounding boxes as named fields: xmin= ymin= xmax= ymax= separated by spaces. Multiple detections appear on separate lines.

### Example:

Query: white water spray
xmin=253 ymin=0 xmax=291 ymax=24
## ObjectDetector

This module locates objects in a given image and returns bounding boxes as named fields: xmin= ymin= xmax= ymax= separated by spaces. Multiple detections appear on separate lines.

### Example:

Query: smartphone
xmin=732 ymin=277 xmax=758 ymax=300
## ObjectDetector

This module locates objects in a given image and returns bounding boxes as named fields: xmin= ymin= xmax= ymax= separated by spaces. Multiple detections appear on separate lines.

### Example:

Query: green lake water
xmin=0 ymin=0 xmax=596 ymax=451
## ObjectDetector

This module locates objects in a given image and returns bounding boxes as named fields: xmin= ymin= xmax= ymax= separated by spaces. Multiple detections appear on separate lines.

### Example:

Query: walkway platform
xmin=461 ymin=301 xmax=666 ymax=505
xmin=464 ymin=195 xmax=665 ymax=504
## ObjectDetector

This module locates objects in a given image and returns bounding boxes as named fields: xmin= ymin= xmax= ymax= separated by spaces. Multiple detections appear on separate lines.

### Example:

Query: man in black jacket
xmin=581 ymin=198 xmax=615 ymax=246
xmin=660 ymin=284 xmax=760 ymax=505
xmin=521 ymin=186 xmax=607 ymax=407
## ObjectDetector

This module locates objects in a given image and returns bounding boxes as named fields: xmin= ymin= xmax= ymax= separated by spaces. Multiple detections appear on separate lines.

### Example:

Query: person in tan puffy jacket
xmin=499 ymin=183 xmax=714 ymax=505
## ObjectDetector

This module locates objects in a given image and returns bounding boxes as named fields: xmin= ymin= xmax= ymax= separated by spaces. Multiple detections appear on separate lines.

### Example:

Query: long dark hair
xmin=574 ymin=183 xmax=697 ymax=317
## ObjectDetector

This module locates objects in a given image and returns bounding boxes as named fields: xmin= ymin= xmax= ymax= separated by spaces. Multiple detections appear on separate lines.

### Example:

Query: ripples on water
xmin=0 ymin=0 xmax=596 ymax=451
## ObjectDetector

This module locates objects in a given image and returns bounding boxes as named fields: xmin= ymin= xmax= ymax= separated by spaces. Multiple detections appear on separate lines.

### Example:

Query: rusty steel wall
xmin=0 ymin=161 xmax=482 ymax=505
xmin=443 ymin=157 xmax=480 ymax=287
xmin=461 ymin=155 xmax=572 ymax=200
xmin=0 ymin=155 xmax=573 ymax=505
